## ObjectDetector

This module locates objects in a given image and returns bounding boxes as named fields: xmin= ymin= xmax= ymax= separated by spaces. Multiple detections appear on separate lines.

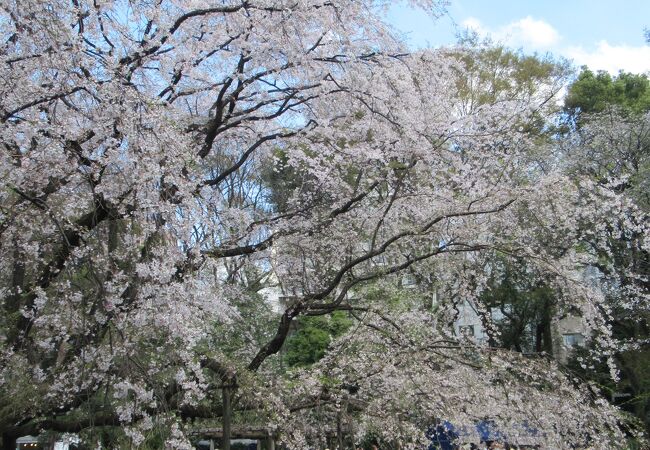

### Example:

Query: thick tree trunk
xmin=535 ymin=300 xmax=554 ymax=355
xmin=542 ymin=312 xmax=553 ymax=354
xmin=535 ymin=322 xmax=543 ymax=353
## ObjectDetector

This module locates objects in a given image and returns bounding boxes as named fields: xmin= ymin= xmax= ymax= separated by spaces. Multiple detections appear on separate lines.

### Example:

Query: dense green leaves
xmin=454 ymin=35 xmax=570 ymax=116
xmin=565 ymin=69 xmax=650 ymax=121
xmin=480 ymin=259 xmax=555 ymax=354
xmin=284 ymin=312 xmax=352 ymax=367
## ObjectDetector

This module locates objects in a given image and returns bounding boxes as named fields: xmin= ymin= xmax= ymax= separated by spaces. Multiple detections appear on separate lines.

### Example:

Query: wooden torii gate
xmin=190 ymin=427 xmax=279 ymax=450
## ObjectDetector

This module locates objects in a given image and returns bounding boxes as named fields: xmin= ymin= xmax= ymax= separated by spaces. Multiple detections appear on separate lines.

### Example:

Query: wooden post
xmin=336 ymin=410 xmax=343 ymax=450
xmin=1 ymin=434 xmax=17 ymax=450
xmin=210 ymin=439 xmax=215 ymax=450
xmin=337 ymin=395 xmax=348 ymax=450
xmin=222 ymin=386 xmax=232 ymax=450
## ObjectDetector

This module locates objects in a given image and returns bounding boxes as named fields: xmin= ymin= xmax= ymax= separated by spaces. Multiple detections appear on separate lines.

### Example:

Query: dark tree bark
xmin=222 ymin=386 xmax=232 ymax=450
xmin=2 ymin=434 xmax=17 ymax=450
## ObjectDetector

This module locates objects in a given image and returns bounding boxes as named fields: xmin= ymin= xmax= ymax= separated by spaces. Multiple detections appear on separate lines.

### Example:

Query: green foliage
xmin=360 ymin=279 xmax=434 ymax=312
xmin=454 ymin=34 xmax=570 ymax=117
xmin=563 ymin=69 xmax=650 ymax=208
xmin=565 ymin=68 xmax=650 ymax=121
xmin=284 ymin=311 xmax=353 ymax=367
xmin=74 ymin=421 xmax=171 ymax=450
xmin=480 ymin=258 xmax=556 ymax=354
xmin=209 ymin=289 xmax=278 ymax=363
xmin=358 ymin=429 xmax=390 ymax=450
xmin=565 ymin=342 xmax=650 ymax=438
xmin=262 ymin=148 xmax=302 ymax=212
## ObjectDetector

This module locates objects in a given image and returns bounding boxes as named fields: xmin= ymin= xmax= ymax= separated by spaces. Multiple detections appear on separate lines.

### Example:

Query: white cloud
xmin=565 ymin=41 xmax=650 ymax=74
xmin=461 ymin=17 xmax=484 ymax=33
xmin=461 ymin=17 xmax=650 ymax=74
xmin=507 ymin=16 xmax=561 ymax=48
xmin=461 ymin=16 xmax=560 ymax=51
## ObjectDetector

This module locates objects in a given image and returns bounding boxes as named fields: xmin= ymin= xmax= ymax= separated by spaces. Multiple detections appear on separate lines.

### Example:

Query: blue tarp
xmin=476 ymin=420 xmax=505 ymax=442
xmin=428 ymin=420 xmax=541 ymax=448
xmin=427 ymin=422 xmax=458 ymax=450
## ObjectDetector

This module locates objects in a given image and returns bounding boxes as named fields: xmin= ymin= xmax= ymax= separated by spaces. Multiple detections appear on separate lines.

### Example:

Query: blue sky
xmin=386 ymin=0 xmax=650 ymax=74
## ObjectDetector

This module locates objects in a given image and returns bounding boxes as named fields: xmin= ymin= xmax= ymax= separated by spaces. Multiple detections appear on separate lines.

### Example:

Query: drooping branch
xmin=246 ymin=201 xmax=515 ymax=371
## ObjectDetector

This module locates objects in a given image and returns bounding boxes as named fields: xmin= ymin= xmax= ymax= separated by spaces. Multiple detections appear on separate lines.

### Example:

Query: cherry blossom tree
xmin=277 ymin=311 xmax=631 ymax=449
xmin=556 ymin=106 xmax=650 ymax=435
xmin=0 ymin=0 xmax=646 ymax=448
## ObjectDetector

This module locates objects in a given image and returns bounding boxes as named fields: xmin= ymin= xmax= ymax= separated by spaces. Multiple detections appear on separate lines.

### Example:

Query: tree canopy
xmin=565 ymin=68 xmax=650 ymax=121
